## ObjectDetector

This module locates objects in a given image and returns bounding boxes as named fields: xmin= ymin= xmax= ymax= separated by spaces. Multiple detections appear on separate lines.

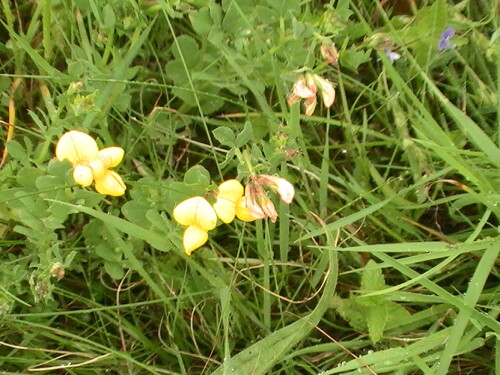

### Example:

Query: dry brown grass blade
xmin=0 ymin=77 xmax=23 ymax=169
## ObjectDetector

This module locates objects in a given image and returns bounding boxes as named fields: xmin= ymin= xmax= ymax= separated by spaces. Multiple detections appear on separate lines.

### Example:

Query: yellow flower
xmin=55 ymin=130 xmax=126 ymax=196
xmin=235 ymin=196 xmax=257 ymax=222
xmin=213 ymin=179 xmax=256 ymax=223
xmin=173 ymin=196 xmax=217 ymax=255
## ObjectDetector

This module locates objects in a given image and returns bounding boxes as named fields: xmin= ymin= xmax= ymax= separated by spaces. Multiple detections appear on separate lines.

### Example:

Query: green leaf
xmin=184 ymin=165 xmax=211 ymax=186
xmin=104 ymin=261 xmax=125 ymax=280
xmin=96 ymin=244 xmax=122 ymax=262
xmin=171 ymin=35 xmax=200 ymax=66
xmin=6 ymin=141 xmax=28 ymax=162
xmin=122 ymin=200 xmax=151 ymax=226
xmin=102 ymin=4 xmax=116 ymax=29
xmin=366 ymin=304 xmax=388 ymax=343
xmin=213 ymin=126 xmax=236 ymax=146
xmin=190 ymin=7 xmax=215 ymax=37
xmin=339 ymin=48 xmax=371 ymax=72
xmin=16 ymin=167 xmax=44 ymax=189
xmin=235 ymin=121 xmax=254 ymax=148
xmin=386 ymin=301 xmax=411 ymax=329
xmin=332 ymin=297 xmax=367 ymax=332
xmin=361 ymin=260 xmax=386 ymax=291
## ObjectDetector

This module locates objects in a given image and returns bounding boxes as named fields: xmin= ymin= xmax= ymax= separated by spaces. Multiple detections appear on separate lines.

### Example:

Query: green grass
xmin=0 ymin=0 xmax=499 ymax=374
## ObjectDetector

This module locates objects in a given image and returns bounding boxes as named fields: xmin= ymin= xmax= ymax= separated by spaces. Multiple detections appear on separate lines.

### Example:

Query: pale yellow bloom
xmin=173 ymin=196 xmax=217 ymax=255
xmin=213 ymin=179 xmax=256 ymax=223
xmin=55 ymin=130 xmax=126 ymax=196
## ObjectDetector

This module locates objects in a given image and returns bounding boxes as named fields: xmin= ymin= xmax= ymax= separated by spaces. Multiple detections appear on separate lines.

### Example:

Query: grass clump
xmin=0 ymin=0 xmax=499 ymax=374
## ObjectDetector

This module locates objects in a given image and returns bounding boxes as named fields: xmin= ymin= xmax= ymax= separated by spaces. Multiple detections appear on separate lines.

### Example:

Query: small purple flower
xmin=384 ymin=49 xmax=401 ymax=64
xmin=438 ymin=27 xmax=455 ymax=51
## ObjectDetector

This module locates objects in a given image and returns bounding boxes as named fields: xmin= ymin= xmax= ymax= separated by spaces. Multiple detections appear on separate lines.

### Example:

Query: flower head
xmin=56 ymin=130 xmax=126 ymax=196
xmin=287 ymin=73 xmax=335 ymax=115
xmin=287 ymin=74 xmax=316 ymax=109
xmin=438 ymin=27 xmax=455 ymax=51
xmin=173 ymin=196 xmax=218 ymax=255
xmin=245 ymin=175 xmax=295 ymax=223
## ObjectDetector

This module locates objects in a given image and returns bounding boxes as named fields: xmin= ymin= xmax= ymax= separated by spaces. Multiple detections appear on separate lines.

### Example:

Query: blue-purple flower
xmin=438 ymin=27 xmax=455 ymax=51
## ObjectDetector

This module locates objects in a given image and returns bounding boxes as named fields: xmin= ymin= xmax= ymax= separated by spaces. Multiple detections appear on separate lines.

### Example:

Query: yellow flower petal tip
xmin=218 ymin=179 xmax=244 ymax=201
xmin=94 ymin=171 xmax=126 ymax=196
xmin=72 ymin=165 xmax=94 ymax=187
xmin=183 ymin=225 xmax=209 ymax=255
xmin=97 ymin=147 xmax=125 ymax=168
xmin=173 ymin=197 xmax=217 ymax=231
xmin=55 ymin=130 xmax=98 ymax=164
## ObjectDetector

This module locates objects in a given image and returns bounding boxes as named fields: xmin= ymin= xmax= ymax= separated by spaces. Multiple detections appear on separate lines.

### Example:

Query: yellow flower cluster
xmin=54 ymin=130 xmax=295 ymax=256
xmin=173 ymin=180 xmax=255 ymax=255
xmin=173 ymin=176 xmax=295 ymax=255
xmin=55 ymin=130 xmax=126 ymax=196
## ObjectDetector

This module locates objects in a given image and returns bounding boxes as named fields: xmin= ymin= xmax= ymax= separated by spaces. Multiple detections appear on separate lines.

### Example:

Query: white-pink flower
xmin=244 ymin=175 xmax=295 ymax=222
xmin=287 ymin=73 xmax=335 ymax=115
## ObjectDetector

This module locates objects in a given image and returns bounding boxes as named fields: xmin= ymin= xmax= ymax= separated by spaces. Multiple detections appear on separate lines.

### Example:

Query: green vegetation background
xmin=0 ymin=0 xmax=499 ymax=374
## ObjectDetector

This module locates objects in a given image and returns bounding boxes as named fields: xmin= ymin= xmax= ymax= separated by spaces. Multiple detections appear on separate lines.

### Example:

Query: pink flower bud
xmin=320 ymin=43 xmax=339 ymax=67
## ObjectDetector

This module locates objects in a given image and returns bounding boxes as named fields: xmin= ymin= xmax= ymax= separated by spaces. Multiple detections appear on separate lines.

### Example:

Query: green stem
xmin=42 ymin=0 xmax=53 ymax=62
xmin=256 ymin=219 xmax=271 ymax=333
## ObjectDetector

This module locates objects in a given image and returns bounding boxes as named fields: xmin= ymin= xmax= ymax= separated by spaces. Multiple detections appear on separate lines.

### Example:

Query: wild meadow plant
xmin=0 ymin=1 xmax=499 ymax=374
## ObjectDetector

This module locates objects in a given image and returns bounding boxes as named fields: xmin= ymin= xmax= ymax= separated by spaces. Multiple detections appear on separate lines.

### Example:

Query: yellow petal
xmin=98 ymin=147 xmax=124 ymax=168
xmin=94 ymin=171 xmax=126 ymax=196
xmin=89 ymin=159 xmax=106 ymax=179
xmin=235 ymin=197 xmax=257 ymax=221
xmin=173 ymin=196 xmax=217 ymax=230
xmin=73 ymin=165 xmax=94 ymax=187
xmin=213 ymin=198 xmax=236 ymax=224
xmin=212 ymin=179 xmax=244 ymax=223
xmin=217 ymin=179 xmax=243 ymax=203
xmin=183 ymin=225 xmax=209 ymax=255
xmin=56 ymin=130 xmax=98 ymax=164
